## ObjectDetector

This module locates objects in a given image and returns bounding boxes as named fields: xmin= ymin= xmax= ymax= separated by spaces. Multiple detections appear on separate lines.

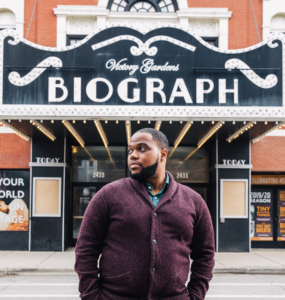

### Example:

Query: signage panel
xmin=250 ymin=189 xmax=273 ymax=241
xmin=0 ymin=170 xmax=29 ymax=231
xmin=251 ymin=175 xmax=285 ymax=185
xmin=1 ymin=27 xmax=283 ymax=107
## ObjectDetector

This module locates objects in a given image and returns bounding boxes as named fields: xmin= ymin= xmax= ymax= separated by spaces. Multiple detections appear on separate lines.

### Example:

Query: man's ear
xmin=160 ymin=149 xmax=168 ymax=162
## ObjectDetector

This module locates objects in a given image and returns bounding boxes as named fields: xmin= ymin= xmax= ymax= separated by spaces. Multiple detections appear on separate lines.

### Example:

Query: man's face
xmin=128 ymin=132 xmax=164 ymax=180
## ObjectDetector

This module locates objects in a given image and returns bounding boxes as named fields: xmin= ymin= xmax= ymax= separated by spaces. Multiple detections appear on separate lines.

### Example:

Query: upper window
xmin=270 ymin=13 xmax=285 ymax=34
xmin=0 ymin=9 xmax=16 ymax=30
xmin=108 ymin=0 xmax=178 ymax=12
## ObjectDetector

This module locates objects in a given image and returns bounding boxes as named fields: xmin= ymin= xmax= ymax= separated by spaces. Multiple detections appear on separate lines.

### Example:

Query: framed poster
xmin=250 ymin=189 xmax=273 ymax=241
xmin=33 ymin=178 xmax=61 ymax=217
xmin=220 ymin=179 xmax=248 ymax=218
xmin=0 ymin=170 xmax=29 ymax=231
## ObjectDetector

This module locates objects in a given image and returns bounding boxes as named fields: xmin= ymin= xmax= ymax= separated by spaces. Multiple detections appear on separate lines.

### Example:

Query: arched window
xmin=108 ymin=0 xmax=178 ymax=13
xmin=0 ymin=9 xmax=16 ymax=29
xmin=270 ymin=13 xmax=285 ymax=34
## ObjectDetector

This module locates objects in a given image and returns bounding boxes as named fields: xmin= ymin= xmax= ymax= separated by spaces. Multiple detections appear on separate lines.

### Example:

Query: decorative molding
xmin=53 ymin=5 xmax=231 ymax=48
xmin=66 ymin=17 xmax=96 ymax=33
xmin=210 ymin=164 xmax=253 ymax=171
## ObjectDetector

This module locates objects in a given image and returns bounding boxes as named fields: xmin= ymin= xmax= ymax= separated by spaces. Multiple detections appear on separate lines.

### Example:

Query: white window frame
xmin=262 ymin=0 xmax=285 ymax=41
xmin=0 ymin=0 xmax=24 ymax=38
xmin=220 ymin=179 xmax=248 ymax=219
xmin=32 ymin=177 xmax=62 ymax=217
xmin=53 ymin=5 xmax=231 ymax=50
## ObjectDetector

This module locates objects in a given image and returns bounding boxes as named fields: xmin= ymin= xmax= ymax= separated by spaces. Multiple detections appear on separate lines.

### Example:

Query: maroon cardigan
xmin=75 ymin=172 xmax=215 ymax=300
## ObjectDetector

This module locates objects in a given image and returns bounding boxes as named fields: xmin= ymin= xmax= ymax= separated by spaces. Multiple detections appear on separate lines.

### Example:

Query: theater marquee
xmin=0 ymin=27 xmax=284 ymax=119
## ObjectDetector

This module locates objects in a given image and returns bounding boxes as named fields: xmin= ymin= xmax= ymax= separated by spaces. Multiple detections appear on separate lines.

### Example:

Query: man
xmin=75 ymin=128 xmax=215 ymax=300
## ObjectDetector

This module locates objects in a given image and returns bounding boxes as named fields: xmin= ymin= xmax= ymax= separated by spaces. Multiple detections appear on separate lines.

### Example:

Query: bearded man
xmin=75 ymin=128 xmax=215 ymax=300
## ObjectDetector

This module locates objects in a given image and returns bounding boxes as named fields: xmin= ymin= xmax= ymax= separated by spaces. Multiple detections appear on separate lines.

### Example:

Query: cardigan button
xmin=153 ymin=213 xmax=157 ymax=218
xmin=153 ymin=239 xmax=157 ymax=245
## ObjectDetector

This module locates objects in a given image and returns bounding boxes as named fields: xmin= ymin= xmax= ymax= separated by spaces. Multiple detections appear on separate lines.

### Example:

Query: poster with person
xmin=0 ymin=170 xmax=29 ymax=231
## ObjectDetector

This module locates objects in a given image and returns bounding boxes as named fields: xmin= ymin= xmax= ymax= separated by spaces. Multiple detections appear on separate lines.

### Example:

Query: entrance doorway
xmin=251 ymin=186 xmax=285 ymax=249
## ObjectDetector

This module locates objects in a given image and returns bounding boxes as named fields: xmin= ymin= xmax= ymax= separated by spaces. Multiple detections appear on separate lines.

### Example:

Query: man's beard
xmin=129 ymin=158 xmax=159 ymax=181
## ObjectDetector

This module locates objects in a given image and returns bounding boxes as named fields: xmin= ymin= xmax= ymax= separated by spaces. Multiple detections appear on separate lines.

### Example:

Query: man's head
xmin=128 ymin=128 xmax=169 ymax=181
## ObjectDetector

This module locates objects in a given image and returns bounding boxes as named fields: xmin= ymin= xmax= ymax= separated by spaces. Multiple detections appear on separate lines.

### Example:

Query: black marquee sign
xmin=0 ymin=27 xmax=284 ymax=107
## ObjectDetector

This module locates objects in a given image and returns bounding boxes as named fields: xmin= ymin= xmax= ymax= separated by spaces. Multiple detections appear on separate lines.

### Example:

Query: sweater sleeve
xmin=188 ymin=197 xmax=215 ymax=300
xmin=75 ymin=187 xmax=109 ymax=300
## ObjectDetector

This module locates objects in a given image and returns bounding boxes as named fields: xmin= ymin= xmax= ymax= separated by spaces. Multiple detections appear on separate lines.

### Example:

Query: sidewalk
xmin=0 ymin=248 xmax=284 ymax=275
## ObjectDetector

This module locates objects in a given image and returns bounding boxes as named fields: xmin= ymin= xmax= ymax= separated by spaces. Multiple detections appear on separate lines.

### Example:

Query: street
xmin=0 ymin=274 xmax=284 ymax=299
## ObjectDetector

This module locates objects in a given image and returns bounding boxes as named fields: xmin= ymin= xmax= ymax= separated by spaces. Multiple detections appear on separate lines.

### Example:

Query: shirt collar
xmin=144 ymin=173 xmax=169 ymax=193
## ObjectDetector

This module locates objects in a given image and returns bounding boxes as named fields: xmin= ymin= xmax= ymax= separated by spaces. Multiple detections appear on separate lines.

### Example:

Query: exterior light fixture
xmin=252 ymin=121 xmax=285 ymax=144
xmin=264 ymin=121 xmax=268 ymax=125
xmin=232 ymin=121 xmax=235 ymax=124
xmin=116 ymin=120 xmax=119 ymax=124
xmin=155 ymin=121 xmax=161 ymax=130
xmin=62 ymin=120 xmax=83 ymax=146
xmin=19 ymin=120 xmax=21 ymax=122
xmin=0 ymin=120 xmax=30 ymax=141
xmin=137 ymin=120 xmax=140 ymax=124
xmin=201 ymin=121 xmax=204 ymax=124
xmin=226 ymin=121 xmax=255 ymax=143
xmin=168 ymin=121 xmax=192 ymax=160
xmin=125 ymin=120 xmax=132 ymax=145
xmin=51 ymin=120 xmax=54 ymax=123
xmin=31 ymin=120 xmax=56 ymax=141
xmin=212 ymin=121 xmax=215 ymax=125
xmin=73 ymin=120 xmax=76 ymax=124
xmin=180 ymin=121 xmax=183 ymax=124
xmin=83 ymin=120 xmax=86 ymax=124
xmin=105 ymin=120 xmax=108 ymax=124
xmin=148 ymin=121 xmax=151 ymax=124
xmin=169 ymin=121 xmax=172 ymax=124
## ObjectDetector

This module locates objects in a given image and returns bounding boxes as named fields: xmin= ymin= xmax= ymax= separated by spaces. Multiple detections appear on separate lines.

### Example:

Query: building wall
xmin=0 ymin=133 xmax=30 ymax=168
xmin=251 ymin=136 xmax=285 ymax=172
xmin=24 ymin=0 xmax=98 ymax=46
xmin=187 ymin=0 xmax=262 ymax=49
xmin=23 ymin=0 xmax=261 ymax=49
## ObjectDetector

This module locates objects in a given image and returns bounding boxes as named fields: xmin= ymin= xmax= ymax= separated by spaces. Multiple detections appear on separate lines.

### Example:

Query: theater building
xmin=0 ymin=0 xmax=285 ymax=252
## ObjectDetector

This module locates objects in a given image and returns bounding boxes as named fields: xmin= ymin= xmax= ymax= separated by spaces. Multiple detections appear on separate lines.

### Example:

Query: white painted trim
xmin=0 ymin=0 xmax=24 ymax=38
xmin=29 ymin=162 xmax=69 ymax=168
xmin=220 ymin=179 xmax=249 ymax=219
xmin=249 ymin=141 xmax=251 ymax=253
xmin=216 ymin=138 xmax=219 ymax=252
xmin=62 ymin=138 xmax=66 ymax=252
xmin=28 ymin=138 xmax=33 ymax=252
xmin=262 ymin=0 xmax=285 ymax=41
xmin=267 ymin=129 xmax=285 ymax=136
xmin=212 ymin=164 xmax=253 ymax=170
xmin=1 ymin=105 xmax=285 ymax=120
xmin=32 ymin=177 xmax=62 ymax=217
xmin=53 ymin=5 xmax=231 ymax=49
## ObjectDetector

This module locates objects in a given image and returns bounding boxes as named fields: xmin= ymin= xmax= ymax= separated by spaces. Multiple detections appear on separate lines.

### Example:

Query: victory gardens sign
xmin=0 ymin=26 xmax=283 ymax=114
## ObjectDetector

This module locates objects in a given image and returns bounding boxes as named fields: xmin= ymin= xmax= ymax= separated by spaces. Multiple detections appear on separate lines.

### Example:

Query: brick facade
xmin=0 ymin=133 xmax=30 ymax=169
xmin=187 ymin=0 xmax=262 ymax=49
xmin=251 ymin=136 xmax=285 ymax=172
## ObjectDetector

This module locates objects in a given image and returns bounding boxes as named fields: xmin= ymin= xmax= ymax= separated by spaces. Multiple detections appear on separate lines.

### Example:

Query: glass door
xmin=71 ymin=183 xmax=105 ymax=246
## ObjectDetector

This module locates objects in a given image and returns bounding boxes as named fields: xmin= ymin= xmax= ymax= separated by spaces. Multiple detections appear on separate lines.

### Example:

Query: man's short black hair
xmin=134 ymin=128 xmax=169 ymax=152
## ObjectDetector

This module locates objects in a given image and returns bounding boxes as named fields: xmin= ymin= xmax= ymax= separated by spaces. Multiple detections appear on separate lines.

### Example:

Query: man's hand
xmin=0 ymin=201 xmax=9 ymax=214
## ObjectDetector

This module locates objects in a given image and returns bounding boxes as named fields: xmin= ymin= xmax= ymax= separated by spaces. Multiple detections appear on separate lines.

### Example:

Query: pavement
xmin=0 ymin=248 xmax=284 ymax=275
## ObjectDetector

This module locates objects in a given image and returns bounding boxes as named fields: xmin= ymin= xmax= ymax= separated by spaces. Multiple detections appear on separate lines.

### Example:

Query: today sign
xmin=2 ymin=27 xmax=283 ymax=107
xmin=222 ymin=159 xmax=246 ymax=165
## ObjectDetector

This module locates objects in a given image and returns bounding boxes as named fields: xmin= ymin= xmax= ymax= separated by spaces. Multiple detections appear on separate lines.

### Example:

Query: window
xmin=108 ymin=0 xmax=178 ymax=12
xmin=270 ymin=13 xmax=285 ymax=34
xmin=66 ymin=35 xmax=87 ymax=46
xmin=0 ymin=9 xmax=16 ymax=30
xmin=202 ymin=37 xmax=219 ymax=47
